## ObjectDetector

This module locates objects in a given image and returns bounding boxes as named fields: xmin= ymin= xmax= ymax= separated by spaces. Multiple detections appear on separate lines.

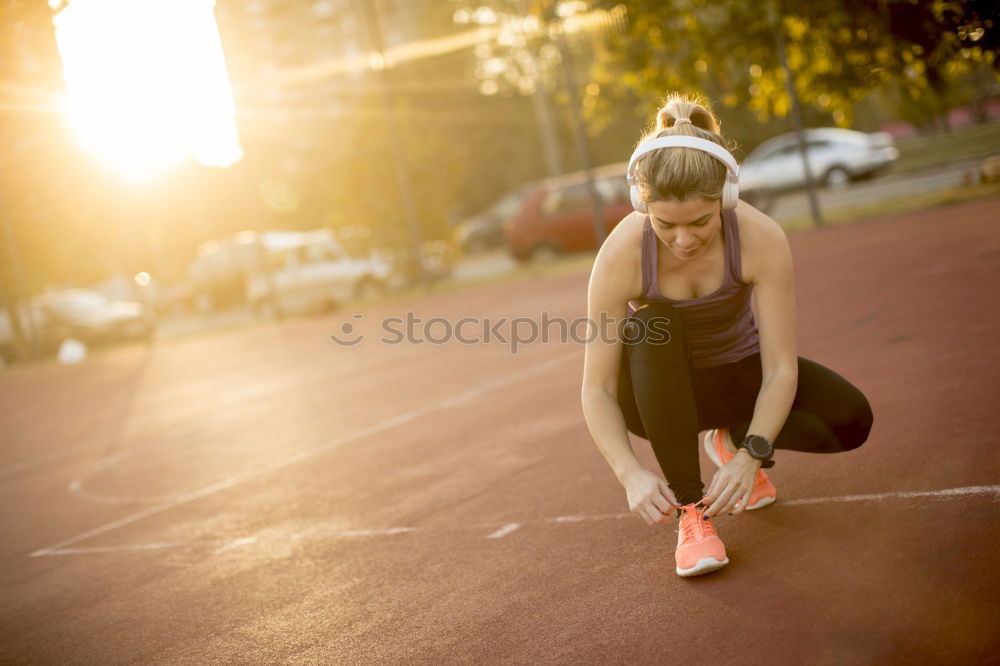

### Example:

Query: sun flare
xmin=53 ymin=0 xmax=243 ymax=180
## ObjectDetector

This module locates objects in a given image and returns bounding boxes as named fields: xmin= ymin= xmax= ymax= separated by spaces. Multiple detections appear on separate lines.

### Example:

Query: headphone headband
xmin=626 ymin=136 xmax=739 ymax=184
xmin=625 ymin=135 xmax=740 ymax=211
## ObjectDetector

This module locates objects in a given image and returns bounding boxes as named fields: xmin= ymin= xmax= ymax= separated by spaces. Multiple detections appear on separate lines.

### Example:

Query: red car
xmin=505 ymin=163 xmax=634 ymax=262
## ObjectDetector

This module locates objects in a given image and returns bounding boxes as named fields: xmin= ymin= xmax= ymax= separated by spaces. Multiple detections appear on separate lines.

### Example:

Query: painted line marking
xmin=29 ymin=352 xmax=579 ymax=558
xmin=550 ymin=513 xmax=632 ymax=523
xmin=486 ymin=523 xmax=522 ymax=539
xmin=29 ymin=484 xmax=1000 ymax=557
xmin=214 ymin=536 xmax=258 ymax=555
xmin=782 ymin=484 xmax=1000 ymax=506
xmin=338 ymin=527 xmax=417 ymax=537
xmin=32 ymin=542 xmax=182 ymax=555
xmin=0 ymin=442 xmax=97 ymax=479
xmin=290 ymin=527 xmax=418 ymax=539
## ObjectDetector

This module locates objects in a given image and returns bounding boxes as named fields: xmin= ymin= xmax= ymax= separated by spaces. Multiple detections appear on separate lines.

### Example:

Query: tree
xmin=587 ymin=0 xmax=998 ymax=133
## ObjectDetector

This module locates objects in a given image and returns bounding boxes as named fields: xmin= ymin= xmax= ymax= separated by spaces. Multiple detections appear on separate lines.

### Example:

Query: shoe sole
xmin=746 ymin=495 xmax=775 ymax=510
xmin=703 ymin=429 xmax=726 ymax=468
xmin=702 ymin=430 xmax=776 ymax=511
xmin=676 ymin=556 xmax=730 ymax=577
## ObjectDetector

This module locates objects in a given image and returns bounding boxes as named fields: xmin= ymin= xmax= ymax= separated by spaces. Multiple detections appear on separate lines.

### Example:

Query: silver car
xmin=245 ymin=230 xmax=391 ymax=318
xmin=739 ymin=128 xmax=899 ymax=202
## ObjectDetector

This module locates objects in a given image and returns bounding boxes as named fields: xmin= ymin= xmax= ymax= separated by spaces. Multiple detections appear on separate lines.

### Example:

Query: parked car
xmin=739 ymin=128 xmax=899 ymax=206
xmin=32 ymin=288 xmax=155 ymax=346
xmin=505 ymin=163 xmax=634 ymax=263
xmin=372 ymin=240 xmax=455 ymax=290
xmin=453 ymin=187 xmax=531 ymax=254
xmin=0 ymin=301 xmax=53 ymax=365
xmin=245 ymin=229 xmax=391 ymax=318
xmin=187 ymin=234 xmax=260 ymax=314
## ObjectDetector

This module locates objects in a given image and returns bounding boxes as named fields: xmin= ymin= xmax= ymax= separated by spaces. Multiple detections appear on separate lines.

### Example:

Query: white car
xmin=245 ymin=230 xmax=390 ymax=318
xmin=739 ymin=128 xmax=899 ymax=202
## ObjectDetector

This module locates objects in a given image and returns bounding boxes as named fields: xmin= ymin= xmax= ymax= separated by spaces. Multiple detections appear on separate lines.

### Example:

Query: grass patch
xmin=893 ymin=121 xmax=1000 ymax=174
xmin=777 ymin=181 xmax=1000 ymax=233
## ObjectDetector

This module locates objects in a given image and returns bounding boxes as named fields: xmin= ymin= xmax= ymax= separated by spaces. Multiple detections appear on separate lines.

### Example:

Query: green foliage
xmin=587 ymin=0 xmax=998 ymax=130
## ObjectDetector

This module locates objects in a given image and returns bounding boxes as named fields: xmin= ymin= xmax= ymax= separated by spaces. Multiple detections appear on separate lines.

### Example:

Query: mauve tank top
xmin=626 ymin=208 xmax=760 ymax=368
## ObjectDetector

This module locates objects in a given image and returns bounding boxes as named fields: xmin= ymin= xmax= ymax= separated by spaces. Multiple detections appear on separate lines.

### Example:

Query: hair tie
xmin=674 ymin=118 xmax=692 ymax=125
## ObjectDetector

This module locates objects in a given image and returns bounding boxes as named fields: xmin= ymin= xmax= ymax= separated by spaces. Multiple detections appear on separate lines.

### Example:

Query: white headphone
xmin=626 ymin=135 xmax=740 ymax=212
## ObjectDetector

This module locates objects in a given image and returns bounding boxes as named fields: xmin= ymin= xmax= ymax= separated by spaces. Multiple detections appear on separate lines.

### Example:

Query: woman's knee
xmin=626 ymin=302 xmax=689 ymax=365
xmin=840 ymin=394 xmax=874 ymax=451
xmin=797 ymin=359 xmax=874 ymax=452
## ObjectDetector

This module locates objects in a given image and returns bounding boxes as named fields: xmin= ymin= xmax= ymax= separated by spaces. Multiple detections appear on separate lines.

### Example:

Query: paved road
xmin=2 ymin=198 xmax=999 ymax=663
xmin=764 ymin=159 xmax=980 ymax=220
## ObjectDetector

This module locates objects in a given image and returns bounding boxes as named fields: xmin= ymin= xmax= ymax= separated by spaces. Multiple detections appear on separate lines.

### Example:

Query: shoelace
xmin=679 ymin=500 xmax=717 ymax=542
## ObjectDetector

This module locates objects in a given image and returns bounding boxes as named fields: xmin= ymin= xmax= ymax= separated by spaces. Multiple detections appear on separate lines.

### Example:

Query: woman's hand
xmin=623 ymin=467 xmax=681 ymax=525
xmin=702 ymin=450 xmax=761 ymax=518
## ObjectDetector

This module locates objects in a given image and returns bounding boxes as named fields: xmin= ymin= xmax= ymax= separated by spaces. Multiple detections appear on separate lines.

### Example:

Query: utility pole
xmin=0 ymin=133 xmax=55 ymax=363
xmin=772 ymin=1 xmax=823 ymax=227
xmin=546 ymin=11 xmax=605 ymax=248
xmin=0 ymin=193 xmax=35 ymax=362
xmin=355 ymin=0 xmax=430 ymax=292
xmin=515 ymin=0 xmax=563 ymax=178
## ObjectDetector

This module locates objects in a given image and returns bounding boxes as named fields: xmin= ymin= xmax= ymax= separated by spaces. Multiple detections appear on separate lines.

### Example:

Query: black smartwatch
xmin=738 ymin=434 xmax=775 ymax=468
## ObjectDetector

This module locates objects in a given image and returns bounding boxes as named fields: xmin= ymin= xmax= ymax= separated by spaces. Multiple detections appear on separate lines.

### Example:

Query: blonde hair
xmin=632 ymin=92 xmax=733 ymax=204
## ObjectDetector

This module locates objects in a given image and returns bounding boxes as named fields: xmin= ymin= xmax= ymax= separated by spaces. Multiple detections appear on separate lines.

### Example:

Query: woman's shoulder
xmin=596 ymin=210 xmax=646 ymax=264
xmin=734 ymin=199 xmax=792 ymax=284
xmin=589 ymin=211 xmax=645 ymax=297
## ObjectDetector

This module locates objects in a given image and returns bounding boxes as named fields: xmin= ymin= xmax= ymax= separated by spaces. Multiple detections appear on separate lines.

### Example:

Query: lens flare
xmin=53 ymin=0 xmax=243 ymax=180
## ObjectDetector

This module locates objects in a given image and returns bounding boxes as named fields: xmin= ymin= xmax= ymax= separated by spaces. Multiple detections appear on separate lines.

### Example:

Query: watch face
xmin=746 ymin=436 xmax=773 ymax=458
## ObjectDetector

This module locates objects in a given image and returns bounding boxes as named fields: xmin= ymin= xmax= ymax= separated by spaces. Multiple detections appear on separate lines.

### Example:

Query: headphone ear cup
xmin=722 ymin=175 xmax=739 ymax=210
xmin=630 ymin=185 xmax=647 ymax=213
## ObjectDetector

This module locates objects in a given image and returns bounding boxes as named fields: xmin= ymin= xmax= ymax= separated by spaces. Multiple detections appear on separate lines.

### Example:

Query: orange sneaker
xmin=702 ymin=428 xmax=777 ymax=511
xmin=675 ymin=500 xmax=728 ymax=577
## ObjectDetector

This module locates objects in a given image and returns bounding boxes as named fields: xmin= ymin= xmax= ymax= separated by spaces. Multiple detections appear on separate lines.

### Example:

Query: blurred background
xmin=1 ymin=0 xmax=998 ymax=367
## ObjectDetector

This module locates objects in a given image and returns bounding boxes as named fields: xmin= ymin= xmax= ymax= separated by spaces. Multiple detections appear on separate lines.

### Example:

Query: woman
xmin=580 ymin=93 xmax=873 ymax=578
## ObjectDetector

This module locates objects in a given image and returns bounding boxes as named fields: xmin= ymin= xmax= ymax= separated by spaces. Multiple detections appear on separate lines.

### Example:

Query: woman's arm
xmin=581 ymin=217 xmax=680 ymax=524
xmin=743 ymin=211 xmax=799 ymax=444
xmin=580 ymin=221 xmax=644 ymax=481
xmin=703 ymin=205 xmax=798 ymax=518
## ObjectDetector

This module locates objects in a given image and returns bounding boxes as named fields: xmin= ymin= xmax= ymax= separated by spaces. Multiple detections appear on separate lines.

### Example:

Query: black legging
xmin=617 ymin=302 xmax=874 ymax=505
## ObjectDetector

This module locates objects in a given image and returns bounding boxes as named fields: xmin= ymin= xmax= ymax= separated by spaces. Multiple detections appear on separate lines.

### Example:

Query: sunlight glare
xmin=53 ymin=0 xmax=243 ymax=180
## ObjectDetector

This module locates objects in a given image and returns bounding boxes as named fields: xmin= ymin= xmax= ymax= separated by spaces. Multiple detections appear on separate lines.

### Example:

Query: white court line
xmin=486 ymin=523 xmax=522 ymax=539
xmin=0 ymin=441 xmax=97 ymax=479
xmin=214 ymin=536 xmax=258 ymax=555
xmin=782 ymin=484 xmax=1000 ymax=506
xmin=289 ymin=527 xmax=418 ymax=539
xmin=32 ymin=484 xmax=1000 ymax=557
xmin=34 ymin=542 xmax=182 ymax=555
xmin=29 ymin=352 xmax=579 ymax=558
xmin=67 ymin=412 xmax=254 ymax=505
xmin=1 ymin=411 xmax=250 ymax=483
xmin=550 ymin=513 xmax=632 ymax=523
xmin=338 ymin=527 xmax=417 ymax=537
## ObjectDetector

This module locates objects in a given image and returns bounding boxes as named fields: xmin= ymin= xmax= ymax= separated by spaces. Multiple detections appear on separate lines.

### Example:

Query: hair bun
xmin=653 ymin=93 xmax=722 ymax=135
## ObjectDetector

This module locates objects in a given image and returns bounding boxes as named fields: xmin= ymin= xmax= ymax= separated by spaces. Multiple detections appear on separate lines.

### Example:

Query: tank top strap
xmin=642 ymin=216 xmax=663 ymax=300
xmin=722 ymin=208 xmax=745 ymax=285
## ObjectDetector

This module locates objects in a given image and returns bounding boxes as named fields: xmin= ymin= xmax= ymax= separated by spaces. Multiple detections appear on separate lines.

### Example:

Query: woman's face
xmin=645 ymin=197 xmax=722 ymax=262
